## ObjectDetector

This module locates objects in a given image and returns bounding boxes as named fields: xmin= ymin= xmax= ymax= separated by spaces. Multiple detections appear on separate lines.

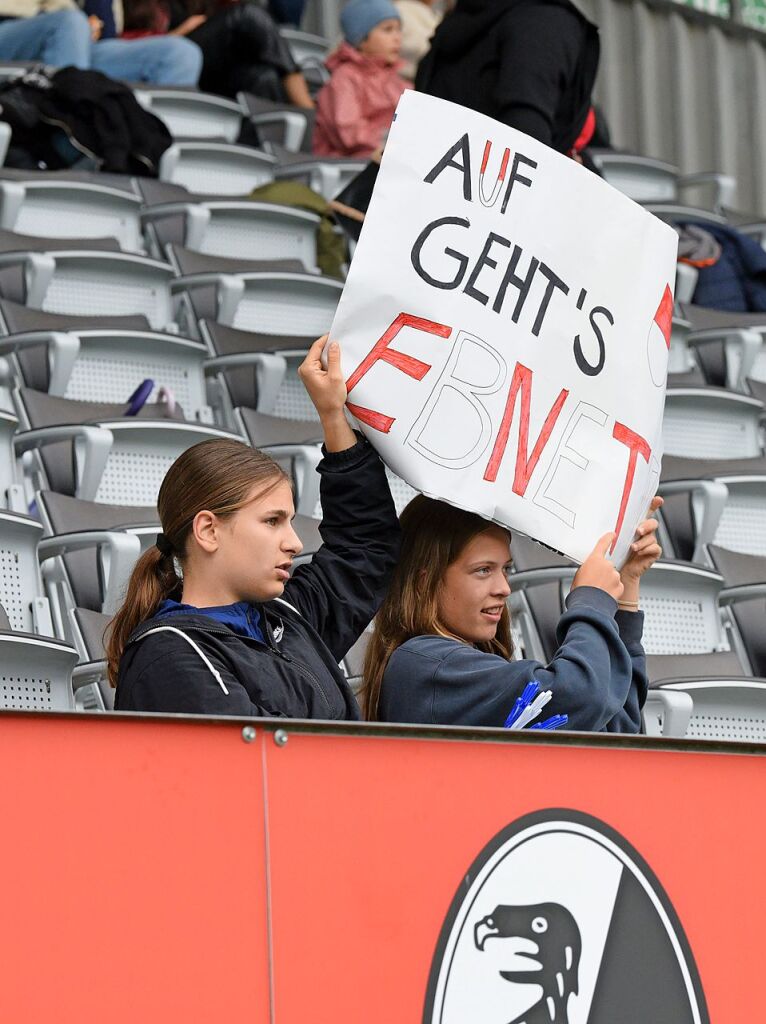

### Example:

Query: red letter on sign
xmin=610 ymin=422 xmax=651 ymax=553
xmin=345 ymin=312 xmax=452 ymax=433
xmin=483 ymin=362 xmax=569 ymax=494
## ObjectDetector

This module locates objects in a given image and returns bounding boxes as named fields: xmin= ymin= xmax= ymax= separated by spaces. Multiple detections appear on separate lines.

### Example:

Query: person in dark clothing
xmin=110 ymin=335 xmax=400 ymax=718
xmin=120 ymin=0 xmax=314 ymax=105
xmin=363 ymin=495 xmax=663 ymax=732
xmin=416 ymin=0 xmax=600 ymax=156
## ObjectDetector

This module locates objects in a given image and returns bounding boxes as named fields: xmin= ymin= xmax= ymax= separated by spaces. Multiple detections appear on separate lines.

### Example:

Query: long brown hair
xmin=106 ymin=438 xmax=289 ymax=687
xmin=362 ymin=496 xmax=513 ymax=720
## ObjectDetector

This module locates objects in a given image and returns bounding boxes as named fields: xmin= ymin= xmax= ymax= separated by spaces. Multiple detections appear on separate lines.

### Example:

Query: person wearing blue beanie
xmin=341 ymin=0 xmax=401 ymax=46
xmin=314 ymin=0 xmax=411 ymax=157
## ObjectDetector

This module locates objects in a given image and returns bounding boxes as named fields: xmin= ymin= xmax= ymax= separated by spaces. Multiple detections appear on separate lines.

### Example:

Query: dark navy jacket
xmin=379 ymin=587 xmax=647 ymax=733
xmin=689 ymin=221 xmax=766 ymax=313
xmin=115 ymin=437 xmax=400 ymax=719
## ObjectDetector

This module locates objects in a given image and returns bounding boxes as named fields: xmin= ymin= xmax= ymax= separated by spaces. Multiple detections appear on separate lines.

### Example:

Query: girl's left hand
xmin=620 ymin=496 xmax=663 ymax=583
xmin=298 ymin=336 xmax=356 ymax=452
xmin=298 ymin=335 xmax=347 ymax=419
xmin=299 ymin=333 xmax=346 ymax=417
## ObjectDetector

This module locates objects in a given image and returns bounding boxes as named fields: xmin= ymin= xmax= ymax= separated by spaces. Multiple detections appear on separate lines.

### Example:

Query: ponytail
xmin=105 ymin=545 xmax=181 ymax=688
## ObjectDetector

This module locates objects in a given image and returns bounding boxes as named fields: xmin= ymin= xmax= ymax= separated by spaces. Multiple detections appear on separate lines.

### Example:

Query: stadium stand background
xmin=308 ymin=0 xmax=766 ymax=216
xmin=0 ymin=0 xmax=765 ymax=741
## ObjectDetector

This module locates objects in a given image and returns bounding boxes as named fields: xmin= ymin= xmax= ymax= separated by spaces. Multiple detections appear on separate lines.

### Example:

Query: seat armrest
xmin=262 ymin=442 xmax=321 ymax=516
xmin=675 ymin=262 xmax=698 ymax=304
xmin=685 ymin=327 xmax=762 ymax=391
xmin=719 ymin=583 xmax=766 ymax=607
xmin=0 ymin=250 xmax=55 ymax=307
xmin=643 ymin=689 xmax=694 ymax=737
xmin=656 ymin=479 xmax=728 ymax=563
xmin=38 ymin=529 xmax=142 ymax=615
xmin=71 ymin=660 xmax=108 ymax=692
xmin=0 ymin=330 xmax=80 ymax=395
xmin=170 ymin=272 xmax=245 ymax=325
xmin=508 ymin=565 xmax=577 ymax=591
xmin=141 ymin=203 xmax=210 ymax=250
xmin=14 ymin=424 xmax=113 ymax=501
xmin=204 ymin=352 xmax=287 ymax=413
xmin=678 ymin=171 xmax=737 ymax=212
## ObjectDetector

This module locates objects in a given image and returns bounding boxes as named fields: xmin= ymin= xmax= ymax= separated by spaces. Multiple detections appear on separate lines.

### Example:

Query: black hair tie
xmin=155 ymin=532 xmax=173 ymax=557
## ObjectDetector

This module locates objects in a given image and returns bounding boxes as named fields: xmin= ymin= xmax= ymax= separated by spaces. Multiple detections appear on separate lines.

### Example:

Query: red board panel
xmin=0 ymin=714 xmax=764 ymax=1022
xmin=265 ymin=731 xmax=765 ymax=1023
xmin=0 ymin=714 xmax=270 ymax=1023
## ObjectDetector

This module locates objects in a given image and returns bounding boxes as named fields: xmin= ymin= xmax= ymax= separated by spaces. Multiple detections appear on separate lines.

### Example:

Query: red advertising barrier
xmin=0 ymin=711 xmax=763 ymax=1022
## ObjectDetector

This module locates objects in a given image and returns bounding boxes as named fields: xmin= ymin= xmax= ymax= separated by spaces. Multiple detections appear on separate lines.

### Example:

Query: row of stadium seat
xmin=0 ymin=79 xmax=764 ymax=738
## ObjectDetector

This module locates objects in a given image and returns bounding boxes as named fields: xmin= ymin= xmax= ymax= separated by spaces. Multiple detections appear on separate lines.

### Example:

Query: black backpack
xmin=0 ymin=65 xmax=172 ymax=175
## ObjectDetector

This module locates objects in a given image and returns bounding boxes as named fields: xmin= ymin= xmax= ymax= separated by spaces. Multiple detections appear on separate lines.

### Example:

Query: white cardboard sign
xmin=330 ymin=91 xmax=679 ymax=564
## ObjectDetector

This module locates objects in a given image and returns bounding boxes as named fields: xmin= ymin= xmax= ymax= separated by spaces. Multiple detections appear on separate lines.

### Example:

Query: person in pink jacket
xmin=313 ymin=0 xmax=412 ymax=159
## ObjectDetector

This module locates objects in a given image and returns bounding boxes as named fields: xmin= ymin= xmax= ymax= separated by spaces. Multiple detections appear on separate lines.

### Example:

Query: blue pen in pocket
xmin=530 ymin=714 xmax=569 ymax=731
xmin=504 ymin=680 xmax=539 ymax=728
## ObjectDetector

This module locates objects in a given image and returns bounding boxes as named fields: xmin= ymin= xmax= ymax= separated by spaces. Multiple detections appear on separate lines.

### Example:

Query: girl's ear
xmin=191 ymin=509 xmax=219 ymax=553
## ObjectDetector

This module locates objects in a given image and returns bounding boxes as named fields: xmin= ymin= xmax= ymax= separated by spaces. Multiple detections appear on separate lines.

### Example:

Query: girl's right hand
xmin=571 ymin=533 xmax=624 ymax=601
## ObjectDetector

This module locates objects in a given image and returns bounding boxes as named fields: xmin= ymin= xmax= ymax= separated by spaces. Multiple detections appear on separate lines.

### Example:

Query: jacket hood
xmin=429 ymin=0 xmax=595 ymax=59
xmin=326 ymin=39 xmax=403 ymax=73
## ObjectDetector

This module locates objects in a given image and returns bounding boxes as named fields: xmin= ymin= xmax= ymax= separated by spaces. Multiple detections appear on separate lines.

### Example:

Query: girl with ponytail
xmin=109 ymin=335 xmax=400 ymax=719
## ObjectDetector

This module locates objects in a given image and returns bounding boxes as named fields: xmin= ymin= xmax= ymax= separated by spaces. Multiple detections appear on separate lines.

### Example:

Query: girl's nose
xmin=285 ymin=525 xmax=303 ymax=557
xmin=494 ymin=573 xmax=511 ymax=598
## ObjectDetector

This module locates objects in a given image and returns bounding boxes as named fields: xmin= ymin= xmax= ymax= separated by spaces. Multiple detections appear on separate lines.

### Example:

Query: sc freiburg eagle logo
xmin=423 ymin=810 xmax=709 ymax=1024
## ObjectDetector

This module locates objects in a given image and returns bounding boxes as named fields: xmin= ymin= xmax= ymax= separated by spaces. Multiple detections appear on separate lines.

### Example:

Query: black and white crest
xmin=424 ymin=809 xmax=709 ymax=1024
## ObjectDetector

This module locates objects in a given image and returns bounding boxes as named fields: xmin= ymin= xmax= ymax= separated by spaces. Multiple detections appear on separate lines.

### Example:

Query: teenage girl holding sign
xmin=362 ymin=495 xmax=663 ymax=731
xmin=110 ymin=337 xmax=400 ymax=718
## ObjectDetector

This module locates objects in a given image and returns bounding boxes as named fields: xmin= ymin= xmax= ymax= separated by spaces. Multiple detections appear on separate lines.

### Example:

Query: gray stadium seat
xmin=174 ymin=267 xmax=342 ymax=335
xmin=200 ymin=320 xmax=317 ymax=425
xmin=0 ymin=250 xmax=177 ymax=330
xmin=273 ymin=148 xmax=368 ymax=200
xmin=0 ymin=180 xmax=144 ymax=252
xmin=159 ymin=142 xmax=276 ymax=195
xmin=662 ymin=388 xmax=764 ymax=460
xmin=0 ymin=509 xmax=54 ymax=635
xmin=142 ymin=200 xmax=320 ymax=269
xmin=591 ymin=151 xmax=736 ymax=211
xmin=0 ymin=328 xmax=211 ymax=417
xmin=0 ymin=612 xmax=77 ymax=712
xmin=134 ymin=89 xmax=245 ymax=142
xmin=13 ymin=387 xmax=241 ymax=507
xmin=650 ymin=677 xmax=766 ymax=742
xmin=237 ymin=92 xmax=315 ymax=152
xmin=0 ymin=409 xmax=23 ymax=511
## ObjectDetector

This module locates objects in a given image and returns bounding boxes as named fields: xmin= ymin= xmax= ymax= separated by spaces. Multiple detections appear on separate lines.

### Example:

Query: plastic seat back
xmin=225 ymin=272 xmax=341 ymax=335
xmin=0 ymin=510 xmax=51 ymax=635
xmin=60 ymin=330 xmax=209 ymax=417
xmin=29 ymin=252 xmax=176 ymax=331
xmin=663 ymin=388 xmax=763 ymax=459
xmin=0 ymin=181 xmax=144 ymax=252
xmin=0 ymin=629 xmax=77 ymax=711
xmin=135 ymin=90 xmax=243 ymax=142
xmin=660 ymin=678 xmax=766 ymax=742
xmin=589 ymin=151 xmax=679 ymax=203
xmin=159 ymin=142 xmax=276 ymax=196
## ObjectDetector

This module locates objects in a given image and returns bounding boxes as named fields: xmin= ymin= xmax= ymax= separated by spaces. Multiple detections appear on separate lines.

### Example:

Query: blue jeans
xmin=0 ymin=10 xmax=202 ymax=85
xmin=92 ymin=36 xmax=202 ymax=86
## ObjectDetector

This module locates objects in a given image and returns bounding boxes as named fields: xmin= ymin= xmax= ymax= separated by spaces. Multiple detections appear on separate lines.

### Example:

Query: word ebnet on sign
xmin=330 ymin=91 xmax=679 ymax=564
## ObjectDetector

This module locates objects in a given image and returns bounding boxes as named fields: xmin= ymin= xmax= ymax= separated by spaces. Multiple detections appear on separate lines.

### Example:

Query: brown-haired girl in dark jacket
xmin=110 ymin=336 xmax=400 ymax=719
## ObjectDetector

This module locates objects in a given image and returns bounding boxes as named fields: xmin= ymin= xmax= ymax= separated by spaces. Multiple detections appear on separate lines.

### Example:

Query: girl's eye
xmin=265 ymin=517 xmax=279 ymax=526
xmin=475 ymin=567 xmax=491 ymax=576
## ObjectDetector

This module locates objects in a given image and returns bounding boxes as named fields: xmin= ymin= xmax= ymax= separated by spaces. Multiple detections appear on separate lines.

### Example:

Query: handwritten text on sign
xmin=330 ymin=92 xmax=679 ymax=563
